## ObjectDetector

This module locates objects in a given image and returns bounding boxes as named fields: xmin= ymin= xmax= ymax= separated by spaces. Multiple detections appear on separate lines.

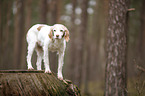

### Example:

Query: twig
xmin=128 ymin=8 xmax=135 ymax=11
xmin=137 ymin=65 xmax=145 ymax=72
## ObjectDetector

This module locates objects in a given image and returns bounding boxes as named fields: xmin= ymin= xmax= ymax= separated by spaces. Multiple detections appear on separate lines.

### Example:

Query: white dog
xmin=26 ymin=24 xmax=70 ymax=80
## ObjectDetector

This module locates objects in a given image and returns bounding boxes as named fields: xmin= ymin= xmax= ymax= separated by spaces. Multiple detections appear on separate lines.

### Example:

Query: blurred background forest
xmin=0 ymin=0 xmax=145 ymax=95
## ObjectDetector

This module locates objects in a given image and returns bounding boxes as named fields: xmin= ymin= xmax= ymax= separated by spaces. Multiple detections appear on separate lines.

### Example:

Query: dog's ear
xmin=63 ymin=25 xmax=70 ymax=42
xmin=48 ymin=27 xmax=53 ymax=40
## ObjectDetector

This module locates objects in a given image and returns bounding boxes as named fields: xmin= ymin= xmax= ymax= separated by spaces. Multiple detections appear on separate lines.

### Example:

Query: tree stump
xmin=0 ymin=70 xmax=80 ymax=96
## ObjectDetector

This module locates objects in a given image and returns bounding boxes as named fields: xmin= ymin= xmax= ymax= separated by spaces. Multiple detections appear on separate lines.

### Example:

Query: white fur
xmin=26 ymin=24 xmax=69 ymax=80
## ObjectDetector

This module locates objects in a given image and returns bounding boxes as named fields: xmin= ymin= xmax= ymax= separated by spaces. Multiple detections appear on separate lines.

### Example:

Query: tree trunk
xmin=20 ymin=0 xmax=33 ymax=69
xmin=25 ymin=0 xmax=32 ymax=31
xmin=74 ymin=0 xmax=89 ymax=87
xmin=4 ymin=1 xmax=13 ymax=69
xmin=84 ymin=40 xmax=91 ymax=95
xmin=91 ymin=0 xmax=108 ymax=81
xmin=105 ymin=0 xmax=129 ymax=96
xmin=39 ymin=0 xmax=48 ymax=23
xmin=68 ymin=0 xmax=77 ymax=82
xmin=138 ymin=0 xmax=145 ymax=68
xmin=0 ymin=1 xmax=13 ymax=69
xmin=0 ymin=0 xmax=2 ymax=68
xmin=0 ymin=70 xmax=80 ymax=96
xmin=13 ymin=0 xmax=25 ymax=69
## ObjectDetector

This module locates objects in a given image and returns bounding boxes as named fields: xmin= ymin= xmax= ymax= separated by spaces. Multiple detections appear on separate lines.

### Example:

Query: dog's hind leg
xmin=35 ymin=47 xmax=43 ymax=70
xmin=26 ymin=42 xmax=36 ymax=70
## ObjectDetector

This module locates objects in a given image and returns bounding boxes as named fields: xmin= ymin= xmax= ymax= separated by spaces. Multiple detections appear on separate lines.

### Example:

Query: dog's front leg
xmin=58 ymin=52 xmax=64 ymax=80
xmin=43 ymin=43 xmax=51 ymax=73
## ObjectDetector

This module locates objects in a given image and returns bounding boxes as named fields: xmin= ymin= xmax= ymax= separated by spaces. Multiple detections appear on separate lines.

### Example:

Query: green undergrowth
xmin=127 ymin=78 xmax=145 ymax=96
xmin=81 ymin=80 xmax=104 ymax=96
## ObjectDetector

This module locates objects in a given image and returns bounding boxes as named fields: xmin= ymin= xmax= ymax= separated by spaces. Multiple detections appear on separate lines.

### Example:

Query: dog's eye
xmin=60 ymin=30 xmax=63 ymax=32
xmin=53 ymin=30 xmax=56 ymax=32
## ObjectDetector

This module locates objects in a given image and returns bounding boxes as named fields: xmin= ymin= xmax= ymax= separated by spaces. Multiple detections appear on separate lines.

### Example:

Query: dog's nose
xmin=56 ymin=35 xmax=59 ymax=38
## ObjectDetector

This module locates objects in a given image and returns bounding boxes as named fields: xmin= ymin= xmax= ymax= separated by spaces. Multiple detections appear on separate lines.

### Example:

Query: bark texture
xmin=105 ymin=0 xmax=129 ymax=96
xmin=0 ymin=70 xmax=80 ymax=96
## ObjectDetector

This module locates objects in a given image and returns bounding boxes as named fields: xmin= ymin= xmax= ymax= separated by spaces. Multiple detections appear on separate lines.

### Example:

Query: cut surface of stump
xmin=0 ymin=70 xmax=80 ymax=96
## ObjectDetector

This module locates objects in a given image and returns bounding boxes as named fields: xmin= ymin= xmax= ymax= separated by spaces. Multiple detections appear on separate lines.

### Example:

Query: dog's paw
xmin=28 ymin=67 xmax=34 ymax=70
xmin=58 ymin=76 xmax=63 ymax=80
xmin=45 ymin=70 xmax=52 ymax=74
xmin=57 ymin=72 xmax=63 ymax=80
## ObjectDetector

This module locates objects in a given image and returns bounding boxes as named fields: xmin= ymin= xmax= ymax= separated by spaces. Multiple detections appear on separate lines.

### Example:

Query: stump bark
xmin=0 ymin=70 xmax=80 ymax=96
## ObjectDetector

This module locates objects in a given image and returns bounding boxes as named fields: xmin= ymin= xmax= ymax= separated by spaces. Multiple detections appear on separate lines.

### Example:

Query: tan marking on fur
xmin=37 ymin=26 xmax=44 ymax=31
xmin=36 ymin=41 xmax=43 ymax=52
xmin=48 ymin=27 xmax=53 ymax=40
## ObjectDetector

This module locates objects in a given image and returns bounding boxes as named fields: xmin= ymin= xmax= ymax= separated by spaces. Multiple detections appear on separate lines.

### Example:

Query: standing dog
xmin=26 ymin=24 xmax=70 ymax=80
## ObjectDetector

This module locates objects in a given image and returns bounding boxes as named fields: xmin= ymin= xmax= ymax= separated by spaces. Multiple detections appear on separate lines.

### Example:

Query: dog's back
xmin=26 ymin=24 xmax=41 ymax=43
xmin=26 ymin=24 xmax=49 ymax=44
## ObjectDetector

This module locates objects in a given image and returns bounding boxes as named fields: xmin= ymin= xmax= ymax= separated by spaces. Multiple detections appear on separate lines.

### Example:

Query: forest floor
xmin=81 ymin=78 xmax=145 ymax=96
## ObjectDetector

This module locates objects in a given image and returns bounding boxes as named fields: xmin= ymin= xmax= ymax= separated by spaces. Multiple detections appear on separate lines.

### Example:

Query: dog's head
xmin=49 ymin=24 xmax=70 ymax=42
